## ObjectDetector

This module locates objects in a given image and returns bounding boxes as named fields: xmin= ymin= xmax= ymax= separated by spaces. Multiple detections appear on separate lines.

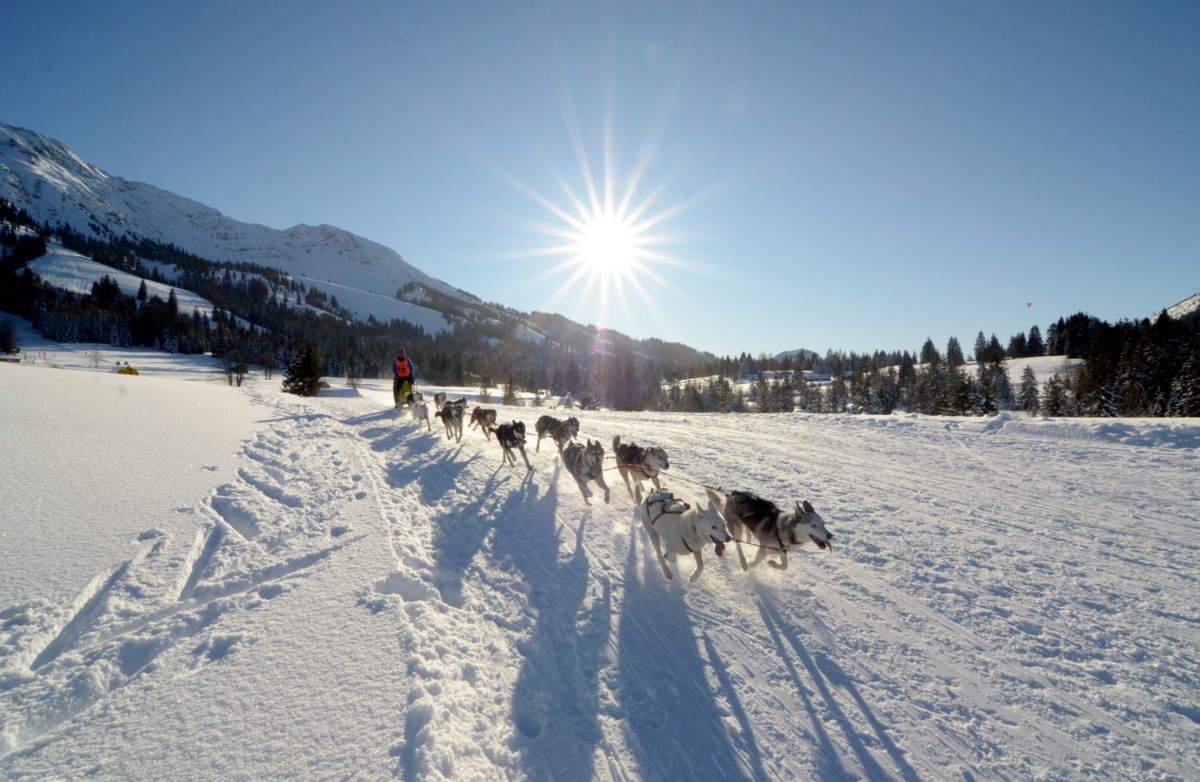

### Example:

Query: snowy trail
xmin=343 ymin=394 xmax=1200 ymax=781
xmin=2 ymin=368 xmax=1198 ymax=781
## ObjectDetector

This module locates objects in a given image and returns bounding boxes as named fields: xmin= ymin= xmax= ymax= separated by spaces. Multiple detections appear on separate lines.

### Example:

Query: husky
xmin=410 ymin=397 xmax=432 ymax=431
xmin=469 ymin=406 xmax=498 ymax=440
xmin=639 ymin=486 xmax=731 ymax=583
xmin=435 ymin=399 xmax=465 ymax=443
xmin=612 ymin=435 xmax=669 ymax=499
xmin=561 ymin=439 xmax=609 ymax=505
xmin=433 ymin=392 xmax=448 ymax=412
xmin=495 ymin=420 xmax=532 ymax=470
xmin=535 ymin=414 xmax=579 ymax=454
xmin=720 ymin=490 xmax=833 ymax=571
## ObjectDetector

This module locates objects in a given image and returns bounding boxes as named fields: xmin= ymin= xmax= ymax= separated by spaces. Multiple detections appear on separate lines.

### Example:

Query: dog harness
xmin=645 ymin=490 xmax=691 ymax=532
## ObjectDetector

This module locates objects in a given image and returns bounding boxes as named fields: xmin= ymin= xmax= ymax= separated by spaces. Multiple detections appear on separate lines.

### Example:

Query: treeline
xmin=659 ymin=311 xmax=1199 ymax=417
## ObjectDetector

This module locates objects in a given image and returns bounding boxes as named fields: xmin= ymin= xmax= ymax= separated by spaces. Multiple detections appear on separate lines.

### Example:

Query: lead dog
xmin=435 ymin=399 xmax=465 ymax=443
xmin=638 ymin=486 xmax=731 ymax=583
xmin=561 ymin=439 xmax=609 ymax=505
xmin=469 ymin=406 xmax=497 ymax=440
xmin=535 ymin=414 xmax=579 ymax=454
xmin=720 ymin=490 xmax=833 ymax=571
xmin=612 ymin=435 xmax=669 ymax=499
xmin=495 ymin=420 xmax=532 ymax=469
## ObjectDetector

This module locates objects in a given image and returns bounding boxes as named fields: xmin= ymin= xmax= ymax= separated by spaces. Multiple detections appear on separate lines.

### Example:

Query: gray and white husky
xmin=638 ymin=486 xmax=731 ymax=583
xmin=561 ymin=439 xmax=609 ymax=505
xmin=410 ymin=397 xmax=431 ymax=431
xmin=535 ymin=414 xmax=579 ymax=454
xmin=612 ymin=434 xmax=669 ymax=499
xmin=435 ymin=400 xmax=465 ymax=443
xmin=495 ymin=420 xmax=532 ymax=470
xmin=721 ymin=490 xmax=833 ymax=571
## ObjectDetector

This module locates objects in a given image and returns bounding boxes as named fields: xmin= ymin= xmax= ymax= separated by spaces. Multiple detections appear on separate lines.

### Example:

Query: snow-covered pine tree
xmin=1165 ymin=350 xmax=1200 ymax=417
xmin=1019 ymin=365 xmax=1040 ymax=415
xmin=1042 ymin=373 xmax=1068 ymax=416
xmin=282 ymin=341 xmax=322 ymax=397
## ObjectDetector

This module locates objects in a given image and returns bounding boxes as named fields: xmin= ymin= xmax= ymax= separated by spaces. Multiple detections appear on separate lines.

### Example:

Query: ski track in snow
xmin=2 ymin=378 xmax=1198 ymax=781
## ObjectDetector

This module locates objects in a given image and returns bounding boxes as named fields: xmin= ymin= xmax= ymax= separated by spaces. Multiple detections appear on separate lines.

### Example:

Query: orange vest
xmin=393 ymin=356 xmax=412 ymax=379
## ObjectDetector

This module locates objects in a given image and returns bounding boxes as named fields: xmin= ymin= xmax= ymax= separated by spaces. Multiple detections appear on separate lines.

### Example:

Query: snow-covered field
xmin=1 ymin=323 xmax=1198 ymax=781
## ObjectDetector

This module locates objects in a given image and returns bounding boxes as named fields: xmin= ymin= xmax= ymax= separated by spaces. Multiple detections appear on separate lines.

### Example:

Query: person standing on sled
xmin=392 ymin=347 xmax=415 ymax=408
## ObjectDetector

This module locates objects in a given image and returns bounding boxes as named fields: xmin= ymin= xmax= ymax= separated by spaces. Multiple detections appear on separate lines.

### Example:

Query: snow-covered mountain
xmin=1164 ymin=292 xmax=1200 ymax=322
xmin=0 ymin=121 xmax=470 ymax=310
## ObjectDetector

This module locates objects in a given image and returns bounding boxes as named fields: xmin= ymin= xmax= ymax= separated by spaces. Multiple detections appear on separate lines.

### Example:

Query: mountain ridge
xmin=1 ymin=121 xmax=468 ymax=307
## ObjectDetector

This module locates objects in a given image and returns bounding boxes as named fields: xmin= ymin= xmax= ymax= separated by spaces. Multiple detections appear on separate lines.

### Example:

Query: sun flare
xmin=491 ymin=37 xmax=707 ymax=336
xmin=573 ymin=210 xmax=641 ymax=279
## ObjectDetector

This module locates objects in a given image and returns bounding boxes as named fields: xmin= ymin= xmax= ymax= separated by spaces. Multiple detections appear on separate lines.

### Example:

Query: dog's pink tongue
xmin=713 ymin=537 xmax=726 ymax=557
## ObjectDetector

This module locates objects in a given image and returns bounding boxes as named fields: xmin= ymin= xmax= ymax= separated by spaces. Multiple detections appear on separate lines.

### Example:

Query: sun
xmin=573 ymin=210 xmax=641 ymax=280
xmin=507 ymin=173 xmax=693 ymax=336
xmin=486 ymin=30 xmax=709 ymax=335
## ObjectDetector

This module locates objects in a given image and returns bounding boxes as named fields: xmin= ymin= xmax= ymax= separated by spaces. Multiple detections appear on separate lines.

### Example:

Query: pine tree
xmin=974 ymin=332 xmax=988 ymax=364
xmin=919 ymin=338 xmax=941 ymax=366
xmin=281 ymin=341 xmax=323 ymax=396
xmin=974 ymin=363 xmax=998 ymax=415
xmin=826 ymin=374 xmax=848 ymax=413
xmin=1042 ymin=373 xmax=1068 ymax=416
xmin=946 ymin=337 xmax=966 ymax=370
xmin=1027 ymin=325 xmax=1045 ymax=356
xmin=0 ymin=318 xmax=14 ymax=353
xmin=1007 ymin=331 xmax=1028 ymax=358
xmin=753 ymin=373 xmax=770 ymax=412
xmin=1166 ymin=352 xmax=1200 ymax=416
xmin=1019 ymin=365 xmax=1040 ymax=415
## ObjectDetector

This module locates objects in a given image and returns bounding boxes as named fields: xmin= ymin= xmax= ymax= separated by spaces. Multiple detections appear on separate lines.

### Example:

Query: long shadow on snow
xmin=755 ymin=587 xmax=921 ymax=782
xmin=617 ymin=521 xmax=750 ymax=782
xmin=355 ymin=416 xmax=441 ymax=460
xmin=424 ymin=460 xmax=530 ymax=607
xmin=697 ymin=632 xmax=771 ymax=781
xmin=351 ymin=412 xmax=466 ymax=507
xmin=490 ymin=464 xmax=609 ymax=781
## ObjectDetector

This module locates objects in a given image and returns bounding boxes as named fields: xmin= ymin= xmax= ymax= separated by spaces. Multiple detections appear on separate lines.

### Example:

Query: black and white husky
xmin=612 ymin=434 xmax=669 ymax=499
xmin=721 ymin=491 xmax=833 ymax=571
xmin=535 ymin=414 xmax=579 ymax=454
xmin=561 ymin=439 xmax=609 ymax=505
xmin=495 ymin=420 xmax=532 ymax=470
xmin=639 ymin=486 xmax=731 ymax=583
xmin=435 ymin=399 xmax=465 ymax=443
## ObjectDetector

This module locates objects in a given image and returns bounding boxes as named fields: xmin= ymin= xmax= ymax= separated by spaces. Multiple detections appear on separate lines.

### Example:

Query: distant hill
xmin=774 ymin=347 xmax=819 ymax=363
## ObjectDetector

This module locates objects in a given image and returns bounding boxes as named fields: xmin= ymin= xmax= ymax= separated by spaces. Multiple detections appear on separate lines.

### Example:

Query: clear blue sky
xmin=4 ymin=1 xmax=1197 ymax=358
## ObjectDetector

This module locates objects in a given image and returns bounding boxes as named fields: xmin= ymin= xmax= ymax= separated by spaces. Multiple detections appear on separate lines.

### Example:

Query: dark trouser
xmin=393 ymin=377 xmax=412 ymax=406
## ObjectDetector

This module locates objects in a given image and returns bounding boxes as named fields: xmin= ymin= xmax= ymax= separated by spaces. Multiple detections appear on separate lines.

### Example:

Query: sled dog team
xmin=405 ymin=392 xmax=834 ymax=582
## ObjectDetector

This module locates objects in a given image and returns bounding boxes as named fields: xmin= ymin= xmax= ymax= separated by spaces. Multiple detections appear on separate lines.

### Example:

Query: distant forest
xmin=3 ymin=196 xmax=1198 ymax=416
